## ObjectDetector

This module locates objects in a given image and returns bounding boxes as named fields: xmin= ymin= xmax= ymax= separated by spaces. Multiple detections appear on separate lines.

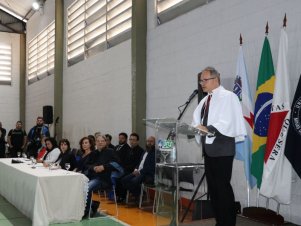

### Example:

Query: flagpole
xmin=256 ymin=189 xmax=259 ymax=207
xmin=247 ymin=180 xmax=250 ymax=207
xmin=265 ymin=198 xmax=269 ymax=210
xmin=265 ymin=21 xmax=269 ymax=35
xmin=240 ymin=33 xmax=251 ymax=208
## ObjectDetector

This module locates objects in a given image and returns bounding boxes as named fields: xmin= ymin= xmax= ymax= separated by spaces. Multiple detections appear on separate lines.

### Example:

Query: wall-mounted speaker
xmin=43 ymin=105 xmax=53 ymax=124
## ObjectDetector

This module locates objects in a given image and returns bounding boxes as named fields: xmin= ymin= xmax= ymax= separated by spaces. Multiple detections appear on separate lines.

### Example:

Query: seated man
xmin=121 ymin=136 xmax=156 ymax=202
xmin=83 ymin=134 xmax=118 ymax=218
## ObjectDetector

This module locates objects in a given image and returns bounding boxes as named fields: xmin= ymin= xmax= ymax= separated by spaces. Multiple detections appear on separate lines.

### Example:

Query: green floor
xmin=0 ymin=195 xmax=127 ymax=226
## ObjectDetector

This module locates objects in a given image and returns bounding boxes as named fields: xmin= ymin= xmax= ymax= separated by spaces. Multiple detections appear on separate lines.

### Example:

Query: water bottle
xmin=170 ymin=146 xmax=176 ymax=163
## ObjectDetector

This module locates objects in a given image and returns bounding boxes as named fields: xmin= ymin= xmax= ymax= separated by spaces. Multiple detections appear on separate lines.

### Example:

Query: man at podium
xmin=192 ymin=66 xmax=246 ymax=226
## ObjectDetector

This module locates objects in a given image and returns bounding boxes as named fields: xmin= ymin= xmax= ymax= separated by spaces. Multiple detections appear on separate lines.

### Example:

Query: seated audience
xmin=116 ymin=132 xmax=144 ymax=202
xmin=105 ymin=134 xmax=115 ymax=149
xmin=88 ymin=134 xmax=96 ymax=149
xmin=83 ymin=134 xmax=118 ymax=218
xmin=0 ymin=122 xmax=6 ymax=158
xmin=114 ymin=132 xmax=131 ymax=169
xmin=75 ymin=136 xmax=96 ymax=174
xmin=121 ymin=136 xmax=156 ymax=201
xmin=55 ymin=138 xmax=76 ymax=171
xmin=125 ymin=133 xmax=145 ymax=173
xmin=37 ymin=137 xmax=60 ymax=166
xmin=36 ymin=138 xmax=47 ymax=160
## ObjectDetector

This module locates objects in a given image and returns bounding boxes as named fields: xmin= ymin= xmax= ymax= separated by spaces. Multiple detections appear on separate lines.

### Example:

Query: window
xmin=28 ymin=21 xmax=55 ymax=84
xmin=0 ymin=43 xmax=12 ymax=85
xmin=67 ymin=0 xmax=132 ymax=66
xmin=157 ymin=0 xmax=214 ymax=24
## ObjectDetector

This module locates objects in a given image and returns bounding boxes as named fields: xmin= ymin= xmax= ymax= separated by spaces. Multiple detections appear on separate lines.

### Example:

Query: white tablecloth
xmin=0 ymin=158 xmax=88 ymax=226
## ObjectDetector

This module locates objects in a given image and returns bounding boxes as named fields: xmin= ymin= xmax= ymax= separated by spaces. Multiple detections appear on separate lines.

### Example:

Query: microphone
xmin=186 ymin=89 xmax=198 ymax=103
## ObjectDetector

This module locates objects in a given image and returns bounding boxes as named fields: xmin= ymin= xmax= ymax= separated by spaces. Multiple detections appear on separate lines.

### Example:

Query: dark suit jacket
xmin=87 ymin=148 xmax=118 ymax=183
xmin=203 ymin=125 xmax=235 ymax=157
xmin=125 ymin=145 xmax=144 ymax=173
xmin=56 ymin=150 xmax=76 ymax=171
xmin=115 ymin=143 xmax=131 ymax=168
xmin=139 ymin=150 xmax=155 ymax=178
xmin=0 ymin=128 xmax=6 ymax=151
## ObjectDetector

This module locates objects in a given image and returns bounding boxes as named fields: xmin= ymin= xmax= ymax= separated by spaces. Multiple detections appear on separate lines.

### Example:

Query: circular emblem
xmin=291 ymin=96 xmax=301 ymax=136
xmin=254 ymin=92 xmax=273 ymax=136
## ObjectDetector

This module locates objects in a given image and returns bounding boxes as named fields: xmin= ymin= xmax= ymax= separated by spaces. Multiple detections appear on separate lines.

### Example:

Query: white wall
xmin=63 ymin=1 xmax=132 ymax=148
xmin=63 ymin=40 xmax=132 ymax=148
xmin=0 ymin=32 xmax=20 ymax=132
xmin=25 ymin=0 xmax=55 ymax=132
xmin=147 ymin=0 xmax=301 ymax=224
xmin=25 ymin=0 xmax=132 ymax=148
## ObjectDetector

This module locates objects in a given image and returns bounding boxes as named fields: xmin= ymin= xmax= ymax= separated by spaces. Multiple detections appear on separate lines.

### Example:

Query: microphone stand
xmin=167 ymin=98 xmax=194 ymax=140
xmin=177 ymin=100 xmax=191 ymax=121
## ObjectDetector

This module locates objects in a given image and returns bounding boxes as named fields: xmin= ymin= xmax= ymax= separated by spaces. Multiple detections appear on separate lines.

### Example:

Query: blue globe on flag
xmin=254 ymin=92 xmax=273 ymax=137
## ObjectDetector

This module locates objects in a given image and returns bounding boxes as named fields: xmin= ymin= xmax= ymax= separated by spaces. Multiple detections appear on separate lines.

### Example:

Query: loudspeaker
xmin=192 ymin=200 xmax=241 ymax=220
xmin=43 ymin=105 xmax=53 ymax=124
xmin=192 ymin=200 xmax=215 ymax=220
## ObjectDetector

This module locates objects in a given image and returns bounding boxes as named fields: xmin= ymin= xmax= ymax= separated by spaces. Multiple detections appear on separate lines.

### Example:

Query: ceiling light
xmin=32 ymin=1 xmax=41 ymax=10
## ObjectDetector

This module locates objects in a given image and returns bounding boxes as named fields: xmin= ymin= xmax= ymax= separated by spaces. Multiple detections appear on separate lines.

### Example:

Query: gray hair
xmin=94 ymin=132 xmax=102 ymax=138
xmin=199 ymin=66 xmax=221 ymax=84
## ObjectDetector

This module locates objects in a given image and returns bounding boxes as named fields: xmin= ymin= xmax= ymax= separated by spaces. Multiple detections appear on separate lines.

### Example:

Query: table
xmin=0 ymin=158 xmax=88 ymax=226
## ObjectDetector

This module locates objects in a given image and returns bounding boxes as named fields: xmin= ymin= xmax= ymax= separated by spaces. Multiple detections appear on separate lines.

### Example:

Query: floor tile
xmin=0 ymin=204 xmax=25 ymax=220
xmin=51 ymin=217 xmax=125 ymax=226
xmin=0 ymin=218 xmax=31 ymax=226
xmin=0 ymin=194 xmax=127 ymax=226
xmin=0 ymin=196 xmax=8 ymax=205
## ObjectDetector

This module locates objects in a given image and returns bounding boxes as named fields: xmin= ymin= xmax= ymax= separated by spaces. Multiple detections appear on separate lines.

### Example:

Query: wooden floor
xmin=93 ymin=192 xmax=199 ymax=226
xmin=93 ymin=193 xmax=300 ymax=226
xmin=94 ymin=193 xmax=157 ymax=226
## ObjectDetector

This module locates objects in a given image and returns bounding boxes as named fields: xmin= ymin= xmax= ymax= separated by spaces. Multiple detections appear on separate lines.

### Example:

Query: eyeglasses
xmin=199 ymin=77 xmax=216 ymax=84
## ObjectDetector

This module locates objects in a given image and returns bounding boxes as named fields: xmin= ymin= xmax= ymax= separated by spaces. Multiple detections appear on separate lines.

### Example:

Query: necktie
xmin=201 ymin=94 xmax=211 ymax=126
xmin=201 ymin=95 xmax=211 ymax=153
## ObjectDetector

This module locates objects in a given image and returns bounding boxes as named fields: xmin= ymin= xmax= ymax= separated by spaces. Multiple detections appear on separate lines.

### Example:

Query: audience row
xmin=0 ymin=117 xmax=157 ymax=218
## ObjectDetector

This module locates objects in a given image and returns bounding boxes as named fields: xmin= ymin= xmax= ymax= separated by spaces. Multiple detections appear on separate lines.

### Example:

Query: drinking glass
xmin=160 ymin=150 xmax=171 ymax=163
xmin=48 ymin=162 xmax=54 ymax=170
xmin=17 ymin=152 xmax=21 ymax=158
xmin=30 ymin=156 xmax=34 ymax=164
xmin=65 ymin=163 xmax=71 ymax=174
xmin=32 ymin=159 xmax=37 ymax=168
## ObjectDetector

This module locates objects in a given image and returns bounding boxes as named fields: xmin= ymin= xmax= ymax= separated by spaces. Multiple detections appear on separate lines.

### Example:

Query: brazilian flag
xmin=251 ymin=37 xmax=275 ymax=189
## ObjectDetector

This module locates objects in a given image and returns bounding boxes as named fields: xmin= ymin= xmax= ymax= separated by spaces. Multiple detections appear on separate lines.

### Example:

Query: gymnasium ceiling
xmin=0 ymin=0 xmax=42 ymax=33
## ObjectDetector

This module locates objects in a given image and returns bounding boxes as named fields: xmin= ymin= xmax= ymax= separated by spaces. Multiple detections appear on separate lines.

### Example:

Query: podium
xmin=144 ymin=118 xmax=204 ymax=226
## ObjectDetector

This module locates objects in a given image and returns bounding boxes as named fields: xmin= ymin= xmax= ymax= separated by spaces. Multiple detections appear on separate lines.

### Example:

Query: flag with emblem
xmin=260 ymin=28 xmax=292 ymax=204
xmin=233 ymin=45 xmax=256 ymax=189
xmin=251 ymin=36 xmax=275 ymax=189
xmin=285 ymin=75 xmax=301 ymax=179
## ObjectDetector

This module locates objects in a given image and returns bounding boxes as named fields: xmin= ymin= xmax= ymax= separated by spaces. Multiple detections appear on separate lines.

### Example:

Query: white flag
xmin=260 ymin=28 xmax=292 ymax=204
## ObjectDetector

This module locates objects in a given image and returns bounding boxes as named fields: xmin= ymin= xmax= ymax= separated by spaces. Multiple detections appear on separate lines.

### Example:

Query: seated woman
xmin=36 ymin=138 xmax=47 ymax=160
xmin=74 ymin=136 xmax=96 ymax=175
xmin=55 ymin=138 xmax=76 ymax=171
xmin=83 ymin=134 xmax=118 ymax=218
xmin=37 ymin=137 xmax=60 ymax=167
